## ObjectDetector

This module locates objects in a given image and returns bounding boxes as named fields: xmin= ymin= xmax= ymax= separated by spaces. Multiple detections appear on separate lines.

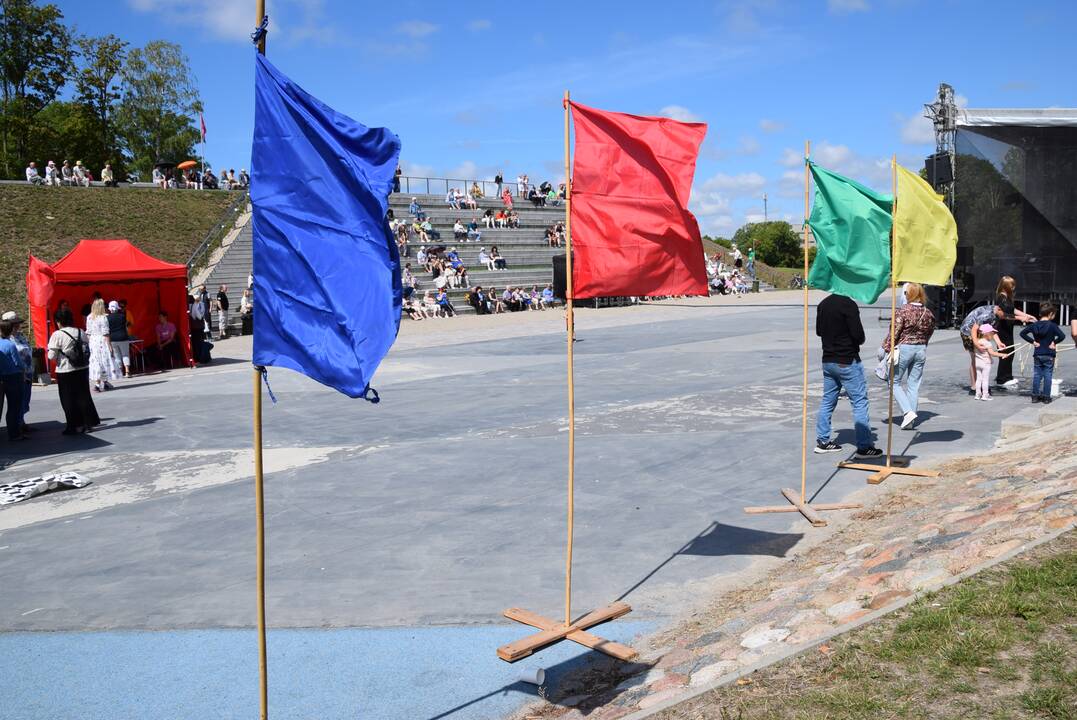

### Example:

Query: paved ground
xmin=0 ymin=291 xmax=1047 ymax=719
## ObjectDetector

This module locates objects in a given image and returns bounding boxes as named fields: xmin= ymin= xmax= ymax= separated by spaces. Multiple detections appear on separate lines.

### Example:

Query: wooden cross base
xmin=497 ymin=601 xmax=638 ymax=663
xmin=743 ymin=487 xmax=861 ymax=528
xmin=838 ymin=461 xmax=941 ymax=485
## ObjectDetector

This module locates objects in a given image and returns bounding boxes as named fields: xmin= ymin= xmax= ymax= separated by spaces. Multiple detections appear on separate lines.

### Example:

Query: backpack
xmin=60 ymin=329 xmax=88 ymax=367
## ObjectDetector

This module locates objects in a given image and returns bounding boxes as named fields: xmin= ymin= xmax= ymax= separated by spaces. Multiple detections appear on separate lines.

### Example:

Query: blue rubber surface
xmin=0 ymin=622 xmax=654 ymax=720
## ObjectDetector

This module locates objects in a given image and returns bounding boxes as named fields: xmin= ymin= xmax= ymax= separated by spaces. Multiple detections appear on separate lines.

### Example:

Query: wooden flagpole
xmin=744 ymin=141 xmax=861 ymax=526
xmin=495 ymin=92 xmax=637 ymax=664
xmin=253 ymin=1 xmax=268 ymax=718
xmin=837 ymin=155 xmax=940 ymax=485
xmin=563 ymin=89 xmax=575 ymax=626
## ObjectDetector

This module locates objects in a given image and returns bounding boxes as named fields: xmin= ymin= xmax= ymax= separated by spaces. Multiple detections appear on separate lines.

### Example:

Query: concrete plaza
xmin=0 ymin=291 xmax=1034 ymax=719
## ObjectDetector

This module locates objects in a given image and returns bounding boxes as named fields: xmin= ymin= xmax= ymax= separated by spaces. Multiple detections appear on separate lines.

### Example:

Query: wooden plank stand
xmin=497 ymin=602 xmax=638 ymax=663
xmin=745 ymin=488 xmax=861 ymax=528
xmin=497 ymin=91 xmax=637 ymax=667
xmin=837 ymin=157 xmax=941 ymax=488
xmin=742 ymin=142 xmax=861 ymax=529
xmin=838 ymin=460 xmax=940 ymax=485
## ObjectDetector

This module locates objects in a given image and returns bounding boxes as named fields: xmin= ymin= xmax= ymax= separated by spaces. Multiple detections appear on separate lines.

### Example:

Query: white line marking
xmin=21 ymin=608 xmax=44 ymax=616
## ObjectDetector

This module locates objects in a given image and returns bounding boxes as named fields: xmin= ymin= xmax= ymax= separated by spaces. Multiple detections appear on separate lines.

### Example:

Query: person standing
xmin=3 ymin=312 xmax=34 ymax=430
xmin=106 ymin=301 xmax=131 ymax=378
xmin=494 ymin=170 xmax=503 ymax=197
xmin=747 ymin=247 xmax=755 ymax=277
xmin=992 ymin=275 xmax=1035 ymax=388
xmin=86 ymin=299 xmax=115 ymax=391
xmin=47 ymin=309 xmax=100 ymax=434
xmin=959 ymin=303 xmax=1006 ymax=393
xmin=216 ymin=284 xmax=230 ymax=340
xmin=814 ymin=292 xmax=881 ymax=457
xmin=1019 ymin=302 xmax=1066 ymax=403
xmin=0 ymin=321 xmax=26 ymax=440
xmin=881 ymin=283 xmax=936 ymax=430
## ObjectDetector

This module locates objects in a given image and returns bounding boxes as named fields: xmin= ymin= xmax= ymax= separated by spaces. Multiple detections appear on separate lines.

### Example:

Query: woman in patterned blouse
xmin=882 ymin=283 xmax=937 ymax=430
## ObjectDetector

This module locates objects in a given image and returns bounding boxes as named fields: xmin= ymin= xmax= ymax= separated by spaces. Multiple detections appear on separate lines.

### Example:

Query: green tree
xmin=26 ymin=99 xmax=98 ymax=168
xmin=74 ymin=33 xmax=127 ymax=173
xmin=115 ymin=40 xmax=201 ymax=175
xmin=0 ymin=0 xmax=72 ymax=177
xmin=731 ymin=221 xmax=802 ymax=267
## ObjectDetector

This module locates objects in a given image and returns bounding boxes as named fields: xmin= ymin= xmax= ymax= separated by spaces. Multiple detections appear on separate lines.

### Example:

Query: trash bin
xmin=752 ymin=279 xmax=760 ymax=293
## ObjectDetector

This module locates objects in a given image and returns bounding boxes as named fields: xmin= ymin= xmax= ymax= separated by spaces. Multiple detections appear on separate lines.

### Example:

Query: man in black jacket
xmin=814 ymin=293 xmax=881 ymax=458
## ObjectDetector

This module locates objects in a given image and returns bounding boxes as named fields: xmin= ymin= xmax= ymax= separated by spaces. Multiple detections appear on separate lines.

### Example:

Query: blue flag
xmin=251 ymin=54 xmax=402 ymax=398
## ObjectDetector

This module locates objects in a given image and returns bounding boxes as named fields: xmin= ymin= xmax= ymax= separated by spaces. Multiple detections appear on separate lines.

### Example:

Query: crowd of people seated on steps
xmin=706 ymin=247 xmax=754 ymax=297
xmin=24 ymin=158 xmax=248 ymax=190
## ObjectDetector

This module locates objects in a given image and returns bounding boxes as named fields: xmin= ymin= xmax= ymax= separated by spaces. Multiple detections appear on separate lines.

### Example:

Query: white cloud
xmin=467 ymin=19 xmax=492 ymax=31
xmin=396 ymin=20 xmax=438 ymax=38
xmin=828 ymin=0 xmax=869 ymax=13
xmin=780 ymin=147 xmax=804 ymax=167
xmin=900 ymin=113 xmax=935 ymax=145
xmin=659 ymin=105 xmax=703 ymax=123
xmin=744 ymin=212 xmax=767 ymax=224
xmin=737 ymin=135 xmax=761 ymax=155
xmin=400 ymin=160 xmax=436 ymax=178
xmin=699 ymin=171 xmax=767 ymax=196
xmin=126 ymin=0 xmax=343 ymax=46
xmin=692 ymin=171 xmax=770 ymax=235
xmin=759 ymin=118 xmax=785 ymax=134
xmin=127 ymin=0 xmax=250 ymax=41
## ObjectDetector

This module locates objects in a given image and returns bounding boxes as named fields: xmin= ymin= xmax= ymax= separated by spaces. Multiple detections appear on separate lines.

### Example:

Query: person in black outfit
xmin=814 ymin=293 xmax=881 ymax=457
xmin=992 ymin=276 xmax=1036 ymax=387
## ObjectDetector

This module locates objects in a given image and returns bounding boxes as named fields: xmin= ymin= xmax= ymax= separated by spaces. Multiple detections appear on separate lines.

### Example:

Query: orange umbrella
xmin=177 ymin=160 xmax=198 ymax=170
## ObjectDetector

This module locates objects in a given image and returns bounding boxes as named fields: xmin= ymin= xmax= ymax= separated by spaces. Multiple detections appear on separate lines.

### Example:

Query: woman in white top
xmin=47 ymin=308 xmax=100 ymax=434
xmin=86 ymin=298 xmax=116 ymax=391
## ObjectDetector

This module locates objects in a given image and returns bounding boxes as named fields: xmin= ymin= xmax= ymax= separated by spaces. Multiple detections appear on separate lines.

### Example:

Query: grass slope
xmin=0 ymin=185 xmax=237 ymax=317
xmin=658 ymin=530 xmax=1077 ymax=720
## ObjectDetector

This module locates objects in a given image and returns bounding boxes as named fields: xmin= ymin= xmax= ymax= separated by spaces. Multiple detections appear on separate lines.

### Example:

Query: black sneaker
xmin=1043 ymin=396 xmax=1053 ymax=405
xmin=855 ymin=447 xmax=884 ymax=459
xmin=1032 ymin=395 xmax=1042 ymax=403
xmin=815 ymin=440 xmax=843 ymax=454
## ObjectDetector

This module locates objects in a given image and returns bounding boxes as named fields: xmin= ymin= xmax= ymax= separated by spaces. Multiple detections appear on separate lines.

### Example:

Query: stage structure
xmin=935 ymin=91 xmax=1077 ymax=322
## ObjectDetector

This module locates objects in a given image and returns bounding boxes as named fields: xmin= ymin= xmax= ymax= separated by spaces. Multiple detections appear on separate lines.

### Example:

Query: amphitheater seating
xmin=202 ymin=192 xmax=565 ymax=326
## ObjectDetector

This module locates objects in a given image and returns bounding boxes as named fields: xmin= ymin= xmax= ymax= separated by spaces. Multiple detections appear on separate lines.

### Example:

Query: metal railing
xmin=394 ymin=175 xmax=556 ymax=200
xmin=187 ymin=190 xmax=251 ymax=278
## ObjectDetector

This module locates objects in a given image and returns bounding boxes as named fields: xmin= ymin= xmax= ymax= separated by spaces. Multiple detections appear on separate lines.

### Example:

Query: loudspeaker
xmin=552 ymin=254 xmax=567 ymax=299
xmin=956 ymin=245 xmax=973 ymax=267
xmin=924 ymin=152 xmax=954 ymax=187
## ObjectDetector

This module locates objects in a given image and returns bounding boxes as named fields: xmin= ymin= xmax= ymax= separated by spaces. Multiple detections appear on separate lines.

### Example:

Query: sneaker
xmin=1043 ymin=396 xmax=1053 ymax=404
xmin=1032 ymin=395 xmax=1042 ymax=403
xmin=854 ymin=447 xmax=884 ymax=459
xmin=814 ymin=440 xmax=843 ymax=454
xmin=1002 ymin=378 xmax=1019 ymax=388
xmin=900 ymin=411 xmax=917 ymax=430
xmin=981 ymin=395 xmax=992 ymax=401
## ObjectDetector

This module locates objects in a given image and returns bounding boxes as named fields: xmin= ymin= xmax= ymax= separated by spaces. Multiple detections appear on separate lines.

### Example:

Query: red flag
xmin=26 ymin=255 xmax=55 ymax=307
xmin=26 ymin=255 xmax=56 ymax=348
xmin=200 ymin=112 xmax=207 ymax=142
xmin=569 ymin=101 xmax=708 ymax=298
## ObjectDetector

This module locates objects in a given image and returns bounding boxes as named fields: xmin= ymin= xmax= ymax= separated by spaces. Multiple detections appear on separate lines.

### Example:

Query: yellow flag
xmin=893 ymin=164 xmax=957 ymax=286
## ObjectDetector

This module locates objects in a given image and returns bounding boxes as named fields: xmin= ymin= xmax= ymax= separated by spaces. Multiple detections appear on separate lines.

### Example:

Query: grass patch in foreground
xmin=656 ymin=530 xmax=1077 ymax=720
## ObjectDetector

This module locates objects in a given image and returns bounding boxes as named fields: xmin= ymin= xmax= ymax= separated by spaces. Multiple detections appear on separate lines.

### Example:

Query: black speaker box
xmin=924 ymin=152 xmax=954 ymax=187
xmin=552 ymin=254 xmax=567 ymax=299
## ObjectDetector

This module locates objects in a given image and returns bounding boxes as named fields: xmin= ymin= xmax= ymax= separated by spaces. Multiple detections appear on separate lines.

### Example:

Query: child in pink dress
xmin=973 ymin=324 xmax=1013 ymax=400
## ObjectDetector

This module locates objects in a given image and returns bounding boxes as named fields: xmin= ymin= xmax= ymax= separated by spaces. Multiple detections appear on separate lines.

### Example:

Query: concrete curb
xmin=619 ymin=521 xmax=1076 ymax=720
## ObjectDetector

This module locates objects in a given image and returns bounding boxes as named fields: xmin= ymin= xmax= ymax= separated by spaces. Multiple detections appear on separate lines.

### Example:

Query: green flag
xmin=807 ymin=162 xmax=893 ymax=305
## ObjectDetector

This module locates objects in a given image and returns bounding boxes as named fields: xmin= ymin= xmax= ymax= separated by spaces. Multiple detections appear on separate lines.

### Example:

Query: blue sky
xmin=55 ymin=0 xmax=1076 ymax=236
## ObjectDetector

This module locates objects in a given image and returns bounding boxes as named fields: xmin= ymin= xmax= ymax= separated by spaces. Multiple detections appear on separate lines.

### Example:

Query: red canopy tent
xmin=27 ymin=239 xmax=193 ymax=366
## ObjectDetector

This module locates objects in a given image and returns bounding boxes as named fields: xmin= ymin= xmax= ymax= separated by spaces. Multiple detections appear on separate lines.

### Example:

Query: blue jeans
xmin=1 ymin=373 xmax=24 ymax=439
xmin=1032 ymin=355 xmax=1055 ymax=397
xmin=892 ymin=344 xmax=927 ymax=415
xmin=817 ymin=361 xmax=873 ymax=449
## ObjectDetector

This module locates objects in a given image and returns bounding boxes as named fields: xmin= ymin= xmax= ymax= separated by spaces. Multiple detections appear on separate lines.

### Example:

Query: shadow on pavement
xmin=615 ymin=522 xmax=805 ymax=604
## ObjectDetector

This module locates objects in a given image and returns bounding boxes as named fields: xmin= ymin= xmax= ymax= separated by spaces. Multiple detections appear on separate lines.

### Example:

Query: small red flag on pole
xmin=568 ymin=101 xmax=708 ymax=298
xmin=200 ymin=112 xmax=207 ymax=142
